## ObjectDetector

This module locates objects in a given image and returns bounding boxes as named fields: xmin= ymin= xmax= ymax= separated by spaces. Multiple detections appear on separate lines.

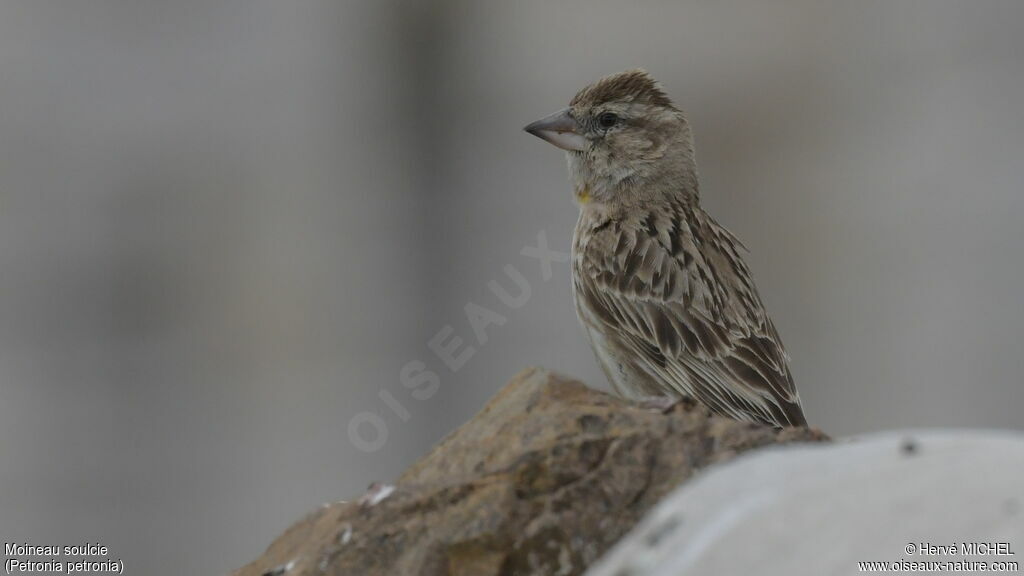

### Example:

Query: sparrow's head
xmin=525 ymin=69 xmax=698 ymax=204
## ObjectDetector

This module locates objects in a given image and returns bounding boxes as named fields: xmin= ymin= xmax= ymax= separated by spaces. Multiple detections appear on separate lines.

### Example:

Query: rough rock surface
xmin=233 ymin=368 xmax=826 ymax=576
xmin=586 ymin=430 xmax=1024 ymax=576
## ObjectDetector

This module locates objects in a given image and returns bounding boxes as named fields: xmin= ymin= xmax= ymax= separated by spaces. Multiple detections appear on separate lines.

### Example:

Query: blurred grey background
xmin=1 ymin=1 xmax=1022 ymax=574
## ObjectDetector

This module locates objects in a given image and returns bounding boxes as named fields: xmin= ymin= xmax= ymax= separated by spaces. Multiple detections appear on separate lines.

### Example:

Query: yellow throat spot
xmin=576 ymin=185 xmax=591 ymax=204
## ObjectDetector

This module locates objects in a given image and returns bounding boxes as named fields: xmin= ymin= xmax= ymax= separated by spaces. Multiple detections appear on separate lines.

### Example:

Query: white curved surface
xmin=586 ymin=430 xmax=1024 ymax=576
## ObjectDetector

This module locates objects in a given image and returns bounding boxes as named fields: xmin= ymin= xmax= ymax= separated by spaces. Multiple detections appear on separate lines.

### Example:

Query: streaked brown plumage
xmin=525 ymin=70 xmax=807 ymax=427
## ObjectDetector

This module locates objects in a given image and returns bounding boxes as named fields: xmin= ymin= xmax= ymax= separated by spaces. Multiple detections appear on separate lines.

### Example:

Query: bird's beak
xmin=523 ymin=108 xmax=586 ymax=151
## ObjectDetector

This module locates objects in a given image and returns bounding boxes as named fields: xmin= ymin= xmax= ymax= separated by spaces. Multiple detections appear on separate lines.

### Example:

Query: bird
xmin=523 ymin=69 xmax=807 ymax=428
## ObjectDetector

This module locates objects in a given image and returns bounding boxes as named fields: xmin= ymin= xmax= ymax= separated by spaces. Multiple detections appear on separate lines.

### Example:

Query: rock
xmin=232 ymin=368 xmax=826 ymax=576
xmin=586 ymin=430 xmax=1024 ymax=576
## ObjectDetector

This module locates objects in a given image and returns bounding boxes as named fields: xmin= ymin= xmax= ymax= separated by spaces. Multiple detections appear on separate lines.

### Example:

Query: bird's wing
xmin=576 ymin=205 xmax=806 ymax=427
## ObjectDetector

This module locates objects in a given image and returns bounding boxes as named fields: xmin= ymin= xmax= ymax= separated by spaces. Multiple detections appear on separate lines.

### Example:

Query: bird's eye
xmin=597 ymin=112 xmax=619 ymax=129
